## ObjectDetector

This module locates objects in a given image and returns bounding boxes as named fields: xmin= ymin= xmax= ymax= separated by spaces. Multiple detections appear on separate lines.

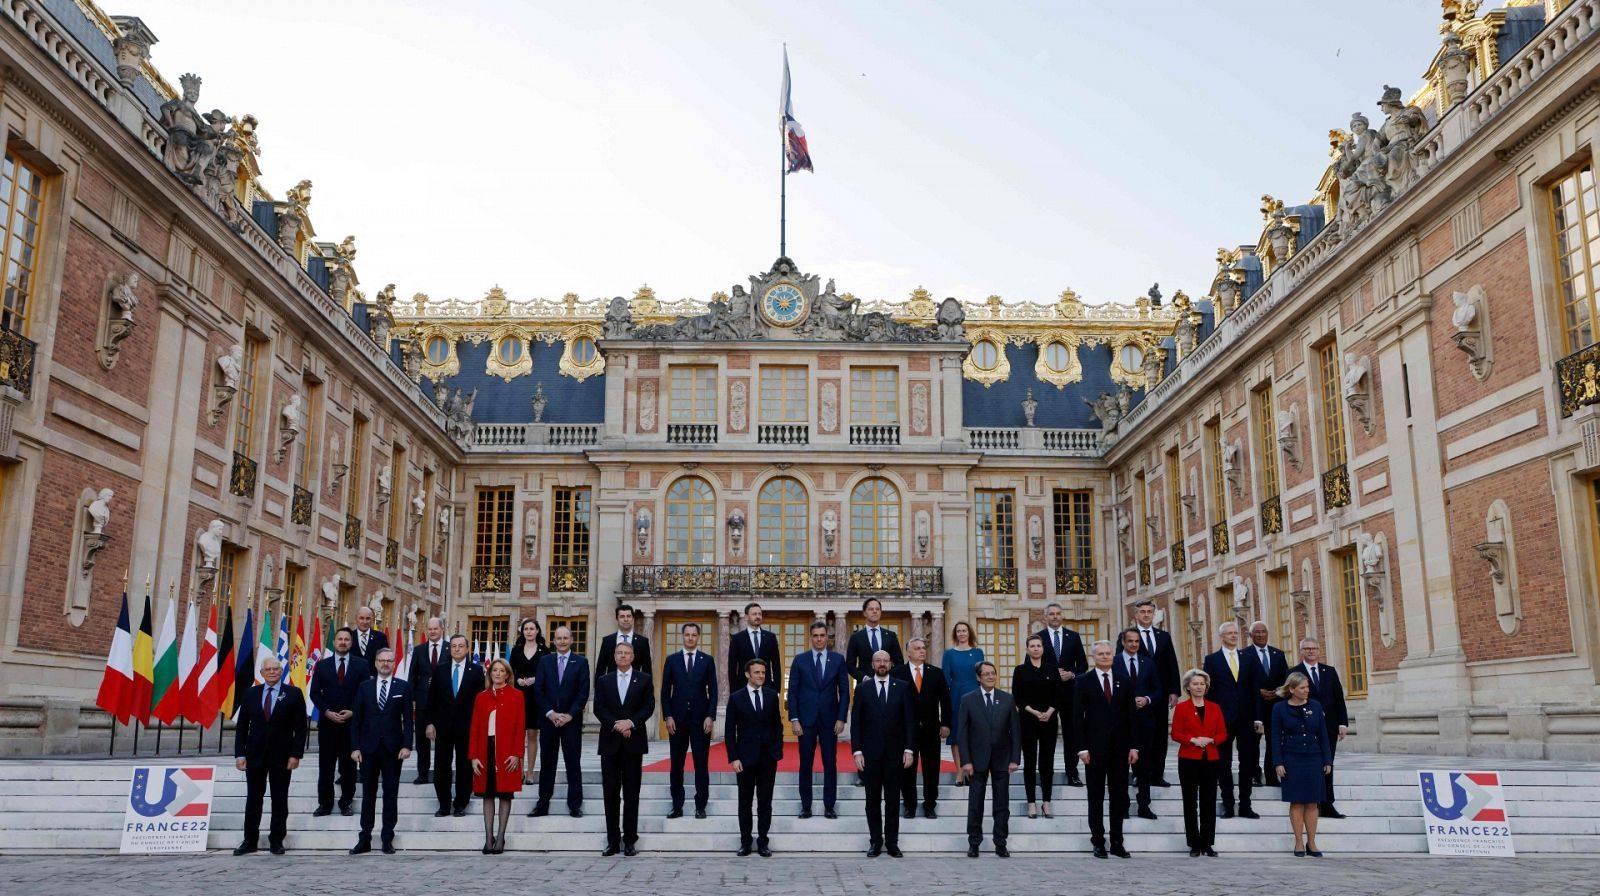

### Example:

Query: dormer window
xmin=425 ymin=336 xmax=450 ymax=364
xmin=1043 ymin=341 xmax=1071 ymax=372
xmin=971 ymin=339 xmax=1000 ymax=371
xmin=496 ymin=337 xmax=524 ymax=366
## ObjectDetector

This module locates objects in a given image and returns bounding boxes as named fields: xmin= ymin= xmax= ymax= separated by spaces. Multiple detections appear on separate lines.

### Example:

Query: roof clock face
xmin=761 ymin=282 xmax=807 ymax=327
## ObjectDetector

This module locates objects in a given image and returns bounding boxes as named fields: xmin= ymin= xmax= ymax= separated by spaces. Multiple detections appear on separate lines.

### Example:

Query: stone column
xmin=143 ymin=297 xmax=208 ymax=602
xmin=593 ymin=462 xmax=631 ymax=635
xmin=930 ymin=608 xmax=946 ymax=657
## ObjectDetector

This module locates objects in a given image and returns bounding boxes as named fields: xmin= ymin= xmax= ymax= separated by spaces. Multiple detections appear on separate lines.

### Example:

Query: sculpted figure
xmin=197 ymin=519 xmax=226 ymax=568
xmin=159 ymin=73 xmax=218 ymax=184
xmin=1377 ymin=85 xmax=1428 ymax=196
xmin=87 ymin=488 xmax=114 ymax=535
xmin=110 ymin=272 xmax=140 ymax=322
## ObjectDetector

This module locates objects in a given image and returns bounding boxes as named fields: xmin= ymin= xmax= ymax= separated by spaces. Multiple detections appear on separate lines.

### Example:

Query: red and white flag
xmin=187 ymin=602 xmax=219 ymax=724
xmin=781 ymin=47 xmax=813 ymax=174
xmin=94 ymin=590 xmax=136 ymax=724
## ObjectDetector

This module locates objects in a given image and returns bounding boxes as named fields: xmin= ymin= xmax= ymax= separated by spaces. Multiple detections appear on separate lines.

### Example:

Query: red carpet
xmin=643 ymin=740 xmax=957 ymax=773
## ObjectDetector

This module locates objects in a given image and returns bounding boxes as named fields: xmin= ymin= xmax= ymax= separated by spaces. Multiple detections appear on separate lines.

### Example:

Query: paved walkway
xmin=0 ymin=853 xmax=1585 ymax=895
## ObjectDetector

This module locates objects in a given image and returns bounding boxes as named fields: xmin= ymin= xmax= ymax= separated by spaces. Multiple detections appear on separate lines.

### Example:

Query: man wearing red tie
xmin=309 ymin=628 xmax=369 ymax=817
xmin=234 ymin=657 xmax=306 ymax=855
xmin=1074 ymin=640 xmax=1139 ymax=858
xmin=406 ymin=617 xmax=446 ymax=785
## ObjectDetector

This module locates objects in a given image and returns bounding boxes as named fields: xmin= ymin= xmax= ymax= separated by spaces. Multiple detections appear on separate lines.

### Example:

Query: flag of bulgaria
xmin=150 ymin=594 xmax=182 ymax=724
xmin=130 ymin=594 xmax=155 ymax=725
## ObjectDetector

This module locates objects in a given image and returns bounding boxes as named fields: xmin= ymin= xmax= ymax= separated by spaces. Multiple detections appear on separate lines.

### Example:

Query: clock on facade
xmin=761 ymin=283 xmax=808 ymax=327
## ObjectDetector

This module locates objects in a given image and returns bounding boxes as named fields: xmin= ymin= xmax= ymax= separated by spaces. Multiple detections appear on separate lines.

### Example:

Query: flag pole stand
xmin=132 ymin=720 xmax=139 ymax=756
xmin=154 ymin=721 xmax=162 ymax=756
xmin=108 ymin=720 xmax=116 ymax=757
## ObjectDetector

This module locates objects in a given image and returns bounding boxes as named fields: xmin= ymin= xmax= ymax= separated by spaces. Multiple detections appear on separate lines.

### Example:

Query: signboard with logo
xmin=120 ymin=766 xmax=215 ymax=854
xmin=1418 ymin=770 xmax=1514 ymax=857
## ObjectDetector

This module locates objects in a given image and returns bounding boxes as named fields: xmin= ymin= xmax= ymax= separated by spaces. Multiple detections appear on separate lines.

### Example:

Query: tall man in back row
xmin=1130 ymin=599 xmax=1181 ymax=788
xmin=1035 ymin=602 xmax=1087 ymax=787
xmin=660 ymin=621 xmax=717 ymax=819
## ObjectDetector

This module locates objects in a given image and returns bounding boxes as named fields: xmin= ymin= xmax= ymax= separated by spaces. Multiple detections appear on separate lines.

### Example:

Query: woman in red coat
xmin=1171 ymin=668 xmax=1229 ymax=857
xmin=470 ymin=658 xmax=525 ymax=854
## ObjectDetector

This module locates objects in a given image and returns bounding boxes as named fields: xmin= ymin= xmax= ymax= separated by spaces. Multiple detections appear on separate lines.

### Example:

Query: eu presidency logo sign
xmin=1418 ymin=770 xmax=1514 ymax=856
xmin=120 ymin=766 xmax=214 ymax=853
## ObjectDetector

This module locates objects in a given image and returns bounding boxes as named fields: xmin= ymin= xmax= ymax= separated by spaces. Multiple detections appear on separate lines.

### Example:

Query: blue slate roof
xmin=1498 ymin=5 xmax=1547 ymax=62
xmin=961 ymin=342 xmax=1127 ymax=429
xmin=430 ymin=338 xmax=605 ymax=424
xmin=1292 ymin=204 xmax=1327 ymax=249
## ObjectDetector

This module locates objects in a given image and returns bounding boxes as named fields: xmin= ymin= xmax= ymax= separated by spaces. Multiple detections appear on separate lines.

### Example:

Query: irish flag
xmin=130 ymin=594 xmax=155 ymax=725
xmin=150 ymin=594 xmax=182 ymax=724
xmin=93 ymin=590 xmax=136 ymax=724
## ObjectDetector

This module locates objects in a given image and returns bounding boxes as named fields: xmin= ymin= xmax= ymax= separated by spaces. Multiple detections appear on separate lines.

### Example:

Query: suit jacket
xmin=786 ymin=649 xmax=849 ymax=730
xmin=594 ymin=632 xmax=653 ymax=686
xmin=309 ymin=653 xmax=370 ymax=714
xmin=428 ymin=660 xmax=486 ymax=736
xmin=350 ymin=676 xmax=414 ymax=756
xmin=234 ymin=684 xmax=308 ymax=766
xmin=849 ymin=676 xmax=916 ymax=761
xmin=534 ymin=651 xmax=591 ymax=724
xmin=1290 ymin=662 xmax=1349 ymax=730
xmin=660 ymin=649 xmax=718 ymax=725
xmin=845 ymin=627 xmax=904 ymax=682
xmin=1171 ymin=698 xmax=1230 ymax=761
xmin=350 ymin=628 xmax=389 ymax=664
xmin=1243 ymin=644 xmax=1289 ymax=725
xmin=595 ymin=670 xmax=656 ymax=756
xmin=407 ymin=639 xmax=447 ymax=723
xmin=1132 ymin=627 xmax=1181 ymax=698
xmin=1202 ymin=647 xmax=1252 ymax=727
xmin=728 ymin=628 xmax=782 ymax=692
xmin=955 ymin=689 xmax=1021 ymax=773
xmin=724 ymin=685 xmax=783 ymax=768
xmin=1035 ymin=626 xmax=1089 ymax=705
xmin=1073 ymin=668 xmax=1137 ymax=759
xmin=1113 ymin=650 xmax=1162 ymax=731
xmin=889 ymin=662 xmax=952 ymax=738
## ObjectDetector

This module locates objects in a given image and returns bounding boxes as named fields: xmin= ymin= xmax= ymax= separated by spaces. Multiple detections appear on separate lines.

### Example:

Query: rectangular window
xmin=468 ymin=616 xmax=512 ymax=656
xmin=669 ymin=365 xmax=717 ymax=423
xmin=1550 ymin=164 xmax=1600 ymax=352
xmin=849 ymin=367 xmax=898 ymax=423
xmin=1317 ymin=341 xmax=1347 ymax=469
xmin=1269 ymin=570 xmax=1294 ymax=650
xmin=1336 ymin=551 xmax=1369 ymax=697
xmin=216 ymin=546 xmax=241 ymax=612
xmin=233 ymin=338 xmax=264 ymax=458
xmin=1135 ymin=472 xmax=1151 ymax=559
xmin=474 ymin=487 xmax=515 ymax=569
xmin=547 ymin=615 xmax=589 ymax=657
xmin=347 ymin=416 xmax=368 ymax=517
xmin=1052 ymin=489 xmax=1094 ymax=571
xmin=386 ymin=445 xmax=405 ymax=541
xmin=759 ymin=365 xmax=808 ymax=422
xmin=283 ymin=565 xmax=303 ymax=634
xmin=1206 ymin=419 xmax=1226 ymax=521
xmin=1166 ymin=449 xmax=1184 ymax=545
xmin=0 ymin=151 xmax=48 ymax=336
xmin=1254 ymin=384 xmax=1280 ymax=499
xmin=293 ymin=380 xmax=322 ymax=491
xmin=975 ymin=618 xmax=1021 ymax=677
xmin=551 ymin=486 xmax=591 ymax=567
xmin=974 ymin=489 xmax=1015 ymax=570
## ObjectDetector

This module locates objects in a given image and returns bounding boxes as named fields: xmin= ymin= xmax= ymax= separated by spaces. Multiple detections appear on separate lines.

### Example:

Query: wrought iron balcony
xmin=667 ymin=423 xmax=718 ymax=444
xmin=850 ymin=424 xmax=900 ymax=447
xmin=1557 ymin=342 xmax=1600 ymax=417
xmin=758 ymin=423 xmax=809 ymax=445
xmin=1210 ymin=520 xmax=1230 ymax=556
xmin=620 ymin=564 xmax=944 ymax=596
xmin=1055 ymin=567 xmax=1097 ymax=595
xmin=1260 ymin=494 xmax=1284 ymax=535
xmin=1139 ymin=557 xmax=1151 ymax=586
xmin=343 ymin=514 xmax=363 ymax=550
xmin=385 ymin=538 xmax=399 ymax=570
xmin=471 ymin=564 xmax=512 ymax=593
xmin=548 ymin=565 xmax=590 ymax=592
xmin=229 ymin=452 xmax=258 ymax=499
xmin=291 ymin=485 xmax=314 ymax=525
xmin=1322 ymin=463 xmax=1351 ymax=509
xmin=0 ymin=326 xmax=36 ymax=396
xmin=1170 ymin=540 xmax=1186 ymax=573
xmin=975 ymin=566 xmax=1018 ymax=594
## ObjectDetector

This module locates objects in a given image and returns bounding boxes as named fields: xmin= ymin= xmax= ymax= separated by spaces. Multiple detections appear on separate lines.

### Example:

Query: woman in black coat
xmin=508 ymin=617 xmax=549 ymax=784
xmin=1012 ymin=634 xmax=1060 ymax=819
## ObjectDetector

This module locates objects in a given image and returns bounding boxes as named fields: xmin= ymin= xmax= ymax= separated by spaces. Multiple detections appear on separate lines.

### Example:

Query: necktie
xmin=1310 ymin=665 xmax=1319 ymax=688
xmin=985 ymin=691 xmax=994 ymax=709
xmin=1054 ymin=629 xmax=1062 ymax=660
xmin=752 ymin=630 xmax=760 ymax=654
xmin=263 ymin=687 xmax=274 ymax=720
xmin=379 ymin=678 xmax=388 ymax=710
xmin=1259 ymin=648 xmax=1269 ymax=674
xmin=870 ymin=628 xmax=879 ymax=652
xmin=431 ymin=643 xmax=438 ymax=666
xmin=1227 ymin=650 xmax=1238 ymax=681
xmin=452 ymin=663 xmax=461 ymax=696
xmin=914 ymin=667 xmax=922 ymax=693
xmin=815 ymin=652 xmax=823 ymax=677
xmin=687 ymin=651 xmax=694 ymax=672
xmin=1143 ymin=629 xmax=1154 ymax=656
xmin=1102 ymin=672 xmax=1112 ymax=702
xmin=878 ymin=681 xmax=887 ymax=702
xmin=337 ymin=657 xmax=345 ymax=684
xmin=558 ymin=654 xmax=567 ymax=683
xmin=1128 ymin=655 xmax=1136 ymax=677
xmin=754 ymin=689 xmax=762 ymax=713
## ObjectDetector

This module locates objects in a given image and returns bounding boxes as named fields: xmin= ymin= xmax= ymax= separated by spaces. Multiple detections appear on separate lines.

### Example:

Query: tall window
xmin=1317 ymin=341 xmax=1347 ymax=470
xmin=469 ymin=616 xmax=512 ymax=654
xmin=1166 ymin=449 xmax=1184 ymax=544
xmin=1205 ymin=420 xmax=1226 ymax=521
xmin=1052 ymin=488 xmax=1094 ymax=576
xmin=386 ymin=445 xmax=405 ymax=541
xmin=1269 ymin=570 xmax=1294 ymax=650
xmin=669 ymin=365 xmax=717 ymax=423
xmin=759 ymin=366 xmax=807 ymax=421
xmin=976 ymin=618 xmax=1020 ymax=675
xmin=474 ymin=487 xmax=515 ymax=570
xmin=293 ymin=380 xmax=322 ymax=491
xmin=0 ymin=151 xmax=47 ymax=335
xmin=850 ymin=367 xmax=898 ymax=423
xmin=233 ymin=338 xmax=264 ymax=458
xmin=666 ymin=476 xmax=715 ymax=564
xmin=757 ymin=477 xmax=807 ymax=564
xmin=1550 ymin=164 xmax=1600 ymax=352
xmin=551 ymin=486 xmax=591 ymax=568
xmin=216 ymin=546 xmax=241 ymax=611
xmin=1335 ymin=551 xmax=1369 ymax=697
xmin=1254 ymin=384 xmax=1280 ymax=499
xmin=850 ymin=477 xmax=900 ymax=565
xmin=547 ymin=615 xmax=589 ymax=656
xmin=283 ymin=565 xmax=303 ymax=634
xmin=974 ymin=489 xmax=1016 ymax=570
xmin=347 ymin=416 xmax=368 ymax=517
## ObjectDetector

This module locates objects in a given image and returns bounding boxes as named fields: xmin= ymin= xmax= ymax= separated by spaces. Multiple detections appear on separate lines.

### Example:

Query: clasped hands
xmin=664 ymin=716 xmax=716 ymax=736
xmin=471 ymin=755 xmax=521 ymax=776
xmin=1078 ymin=748 xmax=1139 ymax=766
xmin=853 ymin=750 xmax=915 ymax=772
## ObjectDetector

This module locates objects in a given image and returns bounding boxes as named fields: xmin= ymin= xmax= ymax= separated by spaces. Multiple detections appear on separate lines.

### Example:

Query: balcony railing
xmin=1210 ymin=520 xmax=1230 ymax=556
xmin=291 ymin=485 xmax=314 ymax=525
xmin=758 ymin=423 xmax=809 ymax=445
xmin=1138 ymin=557 xmax=1151 ymax=586
xmin=473 ymin=422 xmax=601 ymax=450
xmin=471 ymin=564 xmax=512 ymax=593
xmin=620 ymin=565 xmax=944 ymax=596
xmin=343 ymin=514 xmax=363 ymax=550
xmin=1557 ymin=342 xmax=1600 ymax=417
xmin=1322 ymin=463 xmax=1351 ymax=510
xmin=548 ymin=565 xmax=590 ymax=592
xmin=850 ymin=424 xmax=900 ymax=447
xmin=1260 ymin=495 xmax=1284 ymax=535
xmin=0 ymin=326 xmax=36 ymax=396
xmin=966 ymin=428 xmax=1020 ymax=451
xmin=1055 ymin=567 xmax=1097 ymax=595
xmin=385 ymin=537 xmax=399 ymax=570
xmin=1170 ymin=541 xmax=1186 ymax=573
xmin=667 ymin=423 xmax=718 ymax=444
xmin=229 ymin=452 xmax=258 ymax=499
xmin=975 ymin=566 xmax=1018 ymax=594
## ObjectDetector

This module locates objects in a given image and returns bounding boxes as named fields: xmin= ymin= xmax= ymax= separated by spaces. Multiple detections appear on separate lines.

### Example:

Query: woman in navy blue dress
xmin=1271 ymin=670 xmax=1332 ymax=857
xmin=941 ymin=621 xmax=984 ymax=786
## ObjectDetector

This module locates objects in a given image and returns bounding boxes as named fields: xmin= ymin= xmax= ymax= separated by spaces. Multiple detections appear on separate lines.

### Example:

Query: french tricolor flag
xmin=781 ymin=47 xmax=813 ymax=174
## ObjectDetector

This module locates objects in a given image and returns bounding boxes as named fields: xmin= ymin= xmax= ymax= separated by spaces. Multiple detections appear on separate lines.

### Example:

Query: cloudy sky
xmin=126 ymin=0 xmax=1444 ymax=307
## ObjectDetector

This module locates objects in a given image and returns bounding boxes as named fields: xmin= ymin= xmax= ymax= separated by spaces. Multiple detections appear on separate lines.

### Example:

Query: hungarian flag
xmin=253 ymin=609 xmax=274 ymax=684
xmin=781 ymin=47 xmax=813 ymax=174
xmin=149 ymin=594 xmax=182 ymax=724
xmin=183 ymin=601 xmax=217 ymax=724
xmin=93 ymin=590 xmax=136 ymax=724
xmin=227 ymin=607 xmax=253 ymax=720
xmin=130 ymin=594 xmax=155 ymax=725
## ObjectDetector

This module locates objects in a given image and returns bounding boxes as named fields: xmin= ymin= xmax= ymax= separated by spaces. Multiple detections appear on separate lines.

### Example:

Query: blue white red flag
xmin=781 ymin=48 xmax=813 ymax=174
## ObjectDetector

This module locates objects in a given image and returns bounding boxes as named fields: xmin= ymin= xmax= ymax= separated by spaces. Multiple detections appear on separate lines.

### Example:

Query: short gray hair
xmin=1090 ymin=639 xmax=1115 ymax=652
xmin=1216 ymin=620 xmax=1239 ymax=638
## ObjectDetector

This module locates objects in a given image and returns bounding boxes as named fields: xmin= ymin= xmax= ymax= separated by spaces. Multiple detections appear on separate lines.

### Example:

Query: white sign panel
xmin=120 ymin=766 xmax=214 ymax=854
xmin=1418 ymin=770 xmax=1514 ymax=857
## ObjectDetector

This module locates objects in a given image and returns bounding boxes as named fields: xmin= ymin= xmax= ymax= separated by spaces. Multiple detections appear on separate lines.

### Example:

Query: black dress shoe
xmin=797 ymin=808 xmax=812 ymax=819
xmin=736 ymin=845 xmax=753 ymax=857
xmin=381 ymin=842 xmax=396 ymax=855
xmin=667 ymin=807 xmax=684 ymax=819
xmin=434 ymin=808 xmax=451 ymax=817
xmin=758 ymin=846 xmax=772 ymax=858
xmin=1252 ymin=773 xmax=1264 ymax=786
xmin=1110 ymin=846 xmax=1132 ymax=858
xmin=1093 ymin=847 xmax=1109 ymax=858
xmin=923 ymin=806 xmax=936 ymax=819
xmin=312 ymin=806 xmax=332 ymax=817
xmin=994 ymin=845 xmax=1010 ymax=858
xmin=1152 ymin=779 xmax=1173 ymax=788
xmin=601 ymin=844 xmax=620 ymax=857
xmin=886 ymin=846 xmax=903 ymax=858
xmin=452 ymin=808 xmax=468 ymax=817
xmin=340 ymin=804 xmax=354 ymax=816
xmin=269 ymin=845 xmax=286 ymax=856
xmin=695 ymin=808 xmax=707 ymax=819
xmin=1189 ymin=847 xmax=1202 ymax=857
xmin=1238 ymin=807 xmax=1260 ymax=819
xmin=1137 ymin=807 xmax=1158 ymax=820
xmin=866 ymin=845 xmax=882 ymax=857
xmin=1066 ymin=775 xmax=1084 ymax=787
xmin=967 ymin=846 xmax=980 ymax=858
xmin=1320 ymin=805 xmax=1347 ymax=819
xmin=349 ymin=841 xmax=371 ymax=855
xmin=570 ymin=808 xmax=584 ymax=818
xmin=529 ymin=804 xmax=549 ymax=817
xmin=1220 ymin=806 xmax=1235 ymax=819
xmin=824 ymin=807 xmax=838 ymax=819
xmin=412 ymin=776 xmax=429 ymax=785
xmin=1202 ymin=847 xmax=1218 ymax=857
xmin=624 ymin=844 xmax=639 ymax=857
xmin=232 ymin=844 xmax=257 ymax=856
xmin=901 ymin=807 xmax=916 ymax=819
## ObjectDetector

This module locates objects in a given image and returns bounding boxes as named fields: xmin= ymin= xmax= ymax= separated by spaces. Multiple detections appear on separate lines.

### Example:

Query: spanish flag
xmin=129 ymin=593 xmax=155 ymax=725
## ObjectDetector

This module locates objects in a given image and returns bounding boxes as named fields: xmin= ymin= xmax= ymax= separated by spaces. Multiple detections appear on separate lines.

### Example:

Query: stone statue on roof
xmin=160 ymin=73 xmax=218 ymax=185
xmin=603 ymin=296 xmax=633 ymax=339
xmin=935 ymin=297 xmax=966 ymax=341
xmin=1377 ymin=85 xmax=1428 ymax=197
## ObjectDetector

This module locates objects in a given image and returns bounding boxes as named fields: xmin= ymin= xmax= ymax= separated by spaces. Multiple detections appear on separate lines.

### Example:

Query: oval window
xmin=570 ymin=336 xmax=597 ymax=365
xmin=1043 ymin=341 xmax=1071 ymax=372
xmin=1119 ymin=344 xmax=1144 ymax=372
xmin=425 ymin=336 xmax=449 ymax=364
xmin=497 ymin=337 xmax=523 ymax=365
xmin=971 ymin=340 xmax=999 ymax=371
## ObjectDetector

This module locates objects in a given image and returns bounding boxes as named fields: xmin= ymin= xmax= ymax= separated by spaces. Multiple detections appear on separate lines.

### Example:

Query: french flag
xmin=781 ymin=47 xmax=813 ymax=174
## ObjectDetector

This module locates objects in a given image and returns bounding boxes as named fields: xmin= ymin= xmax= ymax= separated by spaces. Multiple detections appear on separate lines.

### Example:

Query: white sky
xmin=123 ymin=0 xmax=1445 ymax=307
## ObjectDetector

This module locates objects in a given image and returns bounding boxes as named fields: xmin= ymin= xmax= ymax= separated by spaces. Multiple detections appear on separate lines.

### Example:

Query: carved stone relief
xmin=1475 ymin=499 xmax=1520 ymax=635
xmin=1342 ymin=354 xmax=1374 ymax=434
xmin=1357 ymin=531 xmax=1395 ymax=647
xmin=639 ymin=380 xmax=658 ymax=433
xmin=1451 ymin=285 xmax=1493 ymax=380
xmin=209 ymin=343 xmax=243 ymax=425
xmin=819 ymin=381 xmax=839 ymax=434
xmin=910 ymin=382 xmax=930 ymax=435
xmin=1276 ymin=405 xmax=1303 ymax=472
xmin=729 ymin=380 xmax=748 ymax=433
xmin=97 ymin=272 xmax=140 ymax=371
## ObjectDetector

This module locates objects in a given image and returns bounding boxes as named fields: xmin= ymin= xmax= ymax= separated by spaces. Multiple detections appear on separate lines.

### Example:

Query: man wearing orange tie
xmin=890 ymin=638 xmax=952 ymax=819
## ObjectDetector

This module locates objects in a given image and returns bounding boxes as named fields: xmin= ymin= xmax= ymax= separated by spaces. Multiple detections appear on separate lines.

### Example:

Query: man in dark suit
xmin=1290 ymin=637 xmax=1350 ymax=819
xmin=532 ymin=625 xmax=590 ymax=817
xmin=891 ymin=637 xmax=951 ymax=819
xmin=725 ymin=658 xmax=783 ymax=857
xmin=956 ymin=661 xmax=1020 ymax=858
xmin=595 ymin=642 xmax=656 ymax=856
xmin=1115 ymin=628 xmax=1164 ymax=820
xmin=851 ymin=649 xmax=916 ymax=858
xmin=233 ymin=656 xmax=307 ymax=855
xmin=1244 ymin=621 xmax=1289 ymax=789
xmin=1075 ymin=639 xmax=1139 ymax=858
xmin=350 ymin=606 xmax=389 ymax=664
xmin=787 ymin=620 xmax=849 ymax=819
xmin=348 ymin=647 xmax=413 ymax=855
xmin=1203 ymin=620 xmax=1254 ymax=818
xmin=728 ymin=602 xmax=781 ymax=693
xmin=406 ymin=616 xmax=446 ymax=785
xmin=309 ymin=627 xmax=369 ymax=816
xmin=1131 ymin=599 xmax=1181 ymax=787
xmin=594 ymin=604 xmax=654 ymax=687
xmin=660 ymin=621 xmax=717 ymax=819
xmin=1036 ymin=602 xmax=1088 ymax=787
xmin=426 ymin=634 xmax=484 ymax=817
xmin=845 ymin=597 xmax=904 ymax=685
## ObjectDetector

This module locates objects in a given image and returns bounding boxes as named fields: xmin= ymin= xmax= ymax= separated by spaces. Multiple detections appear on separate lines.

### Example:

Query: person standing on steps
xmin=469 ymin=658 xmax=523 ymax=854
xmin=851 ymin=649 xmax=915 ymax=858
xmin=348 ymin=648 xmax=412 ymax=856
xmin=1116 ymin=627 xmax=1163 ymax=821
xmin=942 ymin=622 xmax=984 ymax=787
xmin=508 ymin=617 xmax=548 ymax=785
xmin=595 ymin=642 xmax=655 ymax=857
xmin=1035 ymin=602 xmax=1087 ymax=788
xmin=530 ymin=625 xmax=590 ymax=818
xmin=1075 ymin=640 xmax=1139 ymax=859
xmin=1202 ymin=620 xmax=1255 ymax=819
xmin=891 ymin=637 xmax=951 ymax=820
xmin=594 ymin=603 xmax=653 ymax=688
xmin=1289 ymin=638 xmax=1349 ymax=820
xmin=309 ymin=627 xmax=368 ymax=818
xmin=407 ymin=617 xmax=447 ymax=786
xmin=726 ymin=658 xmax=782 ymax=857
xmin=1131 ymin=600 xmax=1180 ymax=789
xmin=1172 ymin=668 xmax=1228 ymax=857
xmin=426 ymin=634 xmax=484 ymax=818
xmin=957 ymin=661 xmax=1020 ymax=858
xmin=1244 ymin=621 xmax=1289 ymax=792
xmin=660 ymin=621 xmax=717 ymax=819
xmin=728 ymin=602 xmax=781 ymax=693
xmin=788 ymin=619 xmax=848 ymax=820
xmin=233 ymin=656 xmax=306 ymax=856
xmin=1013 ymin=634 xmax=1059 ymax=820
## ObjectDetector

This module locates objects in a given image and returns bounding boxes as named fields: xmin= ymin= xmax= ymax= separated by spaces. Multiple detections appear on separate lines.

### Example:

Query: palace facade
xmin=0 ymin=0 xmax=1596 ymax=759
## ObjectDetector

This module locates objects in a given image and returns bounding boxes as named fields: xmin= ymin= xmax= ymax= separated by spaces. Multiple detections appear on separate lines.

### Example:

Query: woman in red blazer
xmin=1171 ymin=668 xmax=1229 ymax=857
xmin=470 ymin=658 xmax=525 ymax=854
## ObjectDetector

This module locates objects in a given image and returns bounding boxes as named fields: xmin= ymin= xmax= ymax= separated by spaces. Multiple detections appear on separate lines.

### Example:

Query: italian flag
xmin=253 ymin=609 xmax=274 ymax=684
xmin=93 ymin=591 xmax=136 ymax=724
xmin=150 ymin=594 xmax=182 ymax=724
xmin=130 ymin=594 xmax=155 ymax=725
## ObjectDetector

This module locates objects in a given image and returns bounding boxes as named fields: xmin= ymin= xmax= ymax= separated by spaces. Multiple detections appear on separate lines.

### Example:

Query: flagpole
xmin=780 ymin=43 xmax=787 ymax=259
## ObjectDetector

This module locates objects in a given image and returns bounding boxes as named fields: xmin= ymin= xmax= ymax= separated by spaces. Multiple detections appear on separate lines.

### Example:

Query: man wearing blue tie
xmin=531 ymin=625 xmax=590 ymax=818
xmin=660 ymin=622 xmax=717 ymax=819
xmin=426 ymin=635 xmax=484 ymax=817
xmin=788 ymin=620 xmax=849 ymax=819
xmin=349 ymin=648 xmax=413 ymax=854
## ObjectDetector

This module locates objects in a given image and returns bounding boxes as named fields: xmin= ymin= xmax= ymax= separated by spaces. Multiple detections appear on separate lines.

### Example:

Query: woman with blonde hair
xmin=941 ymin=621 xmax=983 ymax=785
xmin=1171 ymin=668 xmax=1228 ymax=856
xmin=1270 ymin=670 xmax=1332 ymax=857
xmin=470 ymin=657 xmax=525 ymax=853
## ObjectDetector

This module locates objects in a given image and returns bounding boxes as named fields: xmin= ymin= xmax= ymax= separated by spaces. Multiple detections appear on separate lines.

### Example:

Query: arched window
xmin=425 ymin=336 xmax=450 ymax=364
xmin=758 ymin=477 xmax=807 ymax=565
xmin=497 ymin=337 xmax=524 ymax=366
xmin=665 ymin=476 xmax=715 ymax=565
xmin=850 ymin=477 xmax=900 ymax=566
